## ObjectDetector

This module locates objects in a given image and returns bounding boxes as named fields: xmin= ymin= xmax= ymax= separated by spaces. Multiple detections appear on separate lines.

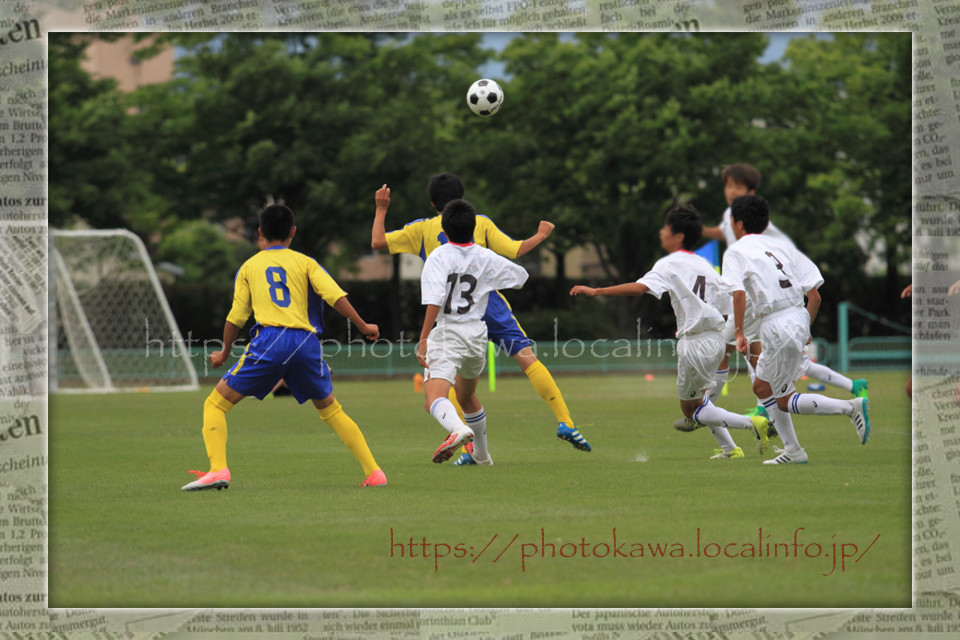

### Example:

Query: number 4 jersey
xmin=421 ymin=242 xmax=529 ymax=323
xmin=636 ymin=250 xmax=732 ymax=337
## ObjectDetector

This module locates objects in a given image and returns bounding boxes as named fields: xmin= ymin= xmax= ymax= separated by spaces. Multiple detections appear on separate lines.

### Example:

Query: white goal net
xmin=52 ymin=229 xmax=198 ymax=393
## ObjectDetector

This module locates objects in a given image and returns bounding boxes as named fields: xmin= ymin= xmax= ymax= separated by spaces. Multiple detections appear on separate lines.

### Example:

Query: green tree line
xmin=50 ymin=32 xmax=910 ymax=337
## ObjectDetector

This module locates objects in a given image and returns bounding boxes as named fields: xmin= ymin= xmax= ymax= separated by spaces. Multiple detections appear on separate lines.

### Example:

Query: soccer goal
xmin=52 ymin=229 xmax=199 ymax=393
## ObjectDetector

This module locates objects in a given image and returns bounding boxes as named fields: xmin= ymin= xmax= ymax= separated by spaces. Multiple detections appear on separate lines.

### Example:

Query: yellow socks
xmin=318 ymin=400 xmax=380 ymax=476
xmin=524 ymin=360 xmax=573 ymax=425
xmin=202 ymin=390 xmax=234 ymax=472
xmin=447 ymin=387 xmax=466 ymax=422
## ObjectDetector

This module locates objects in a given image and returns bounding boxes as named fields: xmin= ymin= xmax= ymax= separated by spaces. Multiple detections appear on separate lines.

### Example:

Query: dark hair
xmin=730 ymin=195 xmax=770 ymax=234
xmin=259 ymin=204 xmax=296 ymax=241
xmin=428 ymin=173 xmax=466 ymax=212
xmin=441 ymin=199 xmax=477 ymax=244
xmin=721 ymin=164 xmax=762 ymax=192
xmin=665 ymin=204 xmax=703 ymax=251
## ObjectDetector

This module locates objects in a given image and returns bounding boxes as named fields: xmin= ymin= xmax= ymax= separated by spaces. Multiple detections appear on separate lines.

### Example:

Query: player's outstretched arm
xmin=333 ymin=296 xmax=379 ymax=341
xmin=209 ymin=321 xmax=241 ymax=368
xmin=570 ymin=282 xmax=648 ymax=297
xmin=371 ymin=184 xmax=391 ymax=250
xmin=900 ymin=283 xmax=912 ymax=298
xmin=416 ymin=304 xmax=441 ymax=368
xmin=702 ymin=225 xmax=725 ymax=241
xmin=516 ymin=221 xmax=555 ymax=257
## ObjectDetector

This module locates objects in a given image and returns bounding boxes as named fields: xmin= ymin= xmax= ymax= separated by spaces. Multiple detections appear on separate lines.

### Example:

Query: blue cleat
xmin=557 ymin=422 xmax=591 ymax=452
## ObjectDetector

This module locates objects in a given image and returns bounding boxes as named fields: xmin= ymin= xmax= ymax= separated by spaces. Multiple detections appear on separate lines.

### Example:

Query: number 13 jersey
xmin=421 ymin=242 xmax=529 ymax=324
xmin=636 ymin=251 xmax=731 ymax=337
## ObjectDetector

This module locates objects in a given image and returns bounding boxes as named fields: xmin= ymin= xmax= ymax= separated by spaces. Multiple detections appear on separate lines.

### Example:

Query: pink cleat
xmin=432 ymin=429 xmax=474 ymax=464
xmin=181 ymin=468 xmax=231 ymax=491
xmin=360 ymin=469 xmax=387 ymax=487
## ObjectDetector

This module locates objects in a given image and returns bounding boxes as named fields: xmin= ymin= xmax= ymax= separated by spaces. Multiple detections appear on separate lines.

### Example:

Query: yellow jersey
xmin=385 ymin=214 xmax=522 ymax=261
xmin=226 ymin=246 xmax=346 ymax=334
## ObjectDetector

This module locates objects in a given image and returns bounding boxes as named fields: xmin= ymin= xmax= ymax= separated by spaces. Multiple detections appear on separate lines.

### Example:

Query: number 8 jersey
xmin=226 ymin=246 xmax=347 ymax=334
xmin=420 ymin=242 xmax=528 ymax=324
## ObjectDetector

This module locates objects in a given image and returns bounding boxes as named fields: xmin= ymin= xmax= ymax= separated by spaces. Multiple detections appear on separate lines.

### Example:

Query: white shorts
xmin=722 ymin=311 xmax=762 ymax=345
xmin=424 ymin=321 xmax=487 ymax=385
xmin=676 ymin=332 xmax=727 ymax=400
xmin=755 ymin=306 xmax=810 ymax=398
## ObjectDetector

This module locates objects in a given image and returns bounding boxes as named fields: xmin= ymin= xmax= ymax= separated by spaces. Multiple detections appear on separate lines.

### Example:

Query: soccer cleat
xmin=745 ymin=405 xmax=768 ymax=419
xmin=673 ymin=417 xmax=702 ymax=432
xmin=360 ymin=469 xmax=387 ymax=487
xmin=557 ymin=422 xmax=591 ymax=451
xmin=850 ymin=397 xmax=871 ymax=445
xmin=452 ymin=452 xmax=494 ymax=466
xmin=763 ymin=448 xmax=809 ymax=464
xmin=851 ymin=379 xmax=869 ymax=399
xmin=432 ymin=429 xmax=474 ymax=464
xmin=751 ymin=415 xmax=771 ymax=455
xmin=710 ymin=447 xmax=744 ymax=459
xmin=181 ymin=468 xmax=231 ymax=491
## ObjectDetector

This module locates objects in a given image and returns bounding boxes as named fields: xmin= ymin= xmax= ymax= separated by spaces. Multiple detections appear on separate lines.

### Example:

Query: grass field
xmin=49 ymin=370 xmax=911 ymax=609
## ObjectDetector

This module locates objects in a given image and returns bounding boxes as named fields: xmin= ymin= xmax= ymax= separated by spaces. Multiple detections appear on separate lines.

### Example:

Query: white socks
xmin=430 ymin=398 xmax=470 ymax=435
xmin=464 ymin=408 xmax=488 ymax=460
xmin=760 ymin=395 xmax=802 ymax=453
xmin=788 ymin=393 xmax=852 ymax=416
xmin=803 ymin=358 xmax=854 ymax=392
xmin=694 ymin=399 xmax=754 ymax=430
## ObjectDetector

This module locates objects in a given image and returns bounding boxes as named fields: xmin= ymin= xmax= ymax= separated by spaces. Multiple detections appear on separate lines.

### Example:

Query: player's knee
xmin=751 ymin=378 xmax=765 ymax=397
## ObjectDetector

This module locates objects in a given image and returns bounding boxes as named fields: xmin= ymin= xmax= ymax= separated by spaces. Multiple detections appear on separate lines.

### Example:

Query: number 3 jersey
xmin=720 ymin=234 xmax=823 ymax=319
xmin=420 ymin=242 xmax=529 ymax=324
xmin=226 ymin=246 xmax=347 ymax=334
xmin=637 ymin=250 xmax=731 ymax=337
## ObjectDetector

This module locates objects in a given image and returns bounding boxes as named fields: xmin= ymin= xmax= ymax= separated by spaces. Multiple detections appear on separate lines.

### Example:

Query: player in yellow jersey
xmin=182 ymin=204 xmax=386 ymax=491
xmin=371 ymin=173 xmax=591 ymax=456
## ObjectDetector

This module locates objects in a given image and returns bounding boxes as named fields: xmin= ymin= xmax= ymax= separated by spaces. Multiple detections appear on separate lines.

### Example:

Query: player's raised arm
xmin=371 ymin=184 xmax=390 ymax=250
xmin=516 ymin=220 xmax=555 ymax=257
xmin=570 ymin=282 xmax=648 ymax=297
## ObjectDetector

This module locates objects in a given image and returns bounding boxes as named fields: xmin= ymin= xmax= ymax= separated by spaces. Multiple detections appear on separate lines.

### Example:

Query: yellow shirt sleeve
xmin=385 ymin=218 xmax=426 ymax=256
xmin=308 ymin=260 xmax=348 ymax=306
xmin=478 ymin=216 xmax=522 ymax=259
xmin=225 ymin=262 xmax=253 ymax=327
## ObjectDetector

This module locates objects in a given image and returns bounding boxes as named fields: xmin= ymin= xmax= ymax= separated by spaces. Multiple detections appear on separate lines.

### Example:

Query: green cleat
xmin=751 ymin=415 xmax=771 ymax=455
xmin=710 ymin=447 xmax=744 ymax=459
xmin=851 ymin=379 xmax=869 ymax=399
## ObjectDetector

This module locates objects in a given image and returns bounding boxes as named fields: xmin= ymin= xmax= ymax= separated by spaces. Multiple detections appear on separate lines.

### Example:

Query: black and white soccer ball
xmin=466 ymin=79 xmax=503 ymax=117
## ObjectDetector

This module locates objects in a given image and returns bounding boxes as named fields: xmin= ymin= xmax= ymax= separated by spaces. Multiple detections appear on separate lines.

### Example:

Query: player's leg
xmin=312 ymin=393 xmax=386 ymax=487
xmin=486 ymin=292 xmax=590 ymax=451
xmin=425 ymin=376 xmax=474 ymax=463
xmin=284 ymin=332 xmax=385 ymax=486
xmin=680 ymin=398 xmax=740 ymax=458
xmin=802 ymin=354 xmax=868 ymax=398
xmin=755 ymin=312 xmax=810 ymax=464
xmin=452 ymin=375 xmax=493 ymax=466
xmin=182 ymin=379 xmax=244 ymax=491
xmin=785 ymin=389 xmax=870 ymax=445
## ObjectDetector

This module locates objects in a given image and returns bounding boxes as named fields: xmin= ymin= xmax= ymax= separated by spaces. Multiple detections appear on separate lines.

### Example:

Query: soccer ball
xmin=466 ymin=79 xmax=503 ymax=117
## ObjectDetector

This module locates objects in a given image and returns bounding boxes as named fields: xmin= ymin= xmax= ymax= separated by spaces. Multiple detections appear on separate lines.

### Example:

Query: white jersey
xmin=719 ymin=206 xmax=791 ymax=247
xmin=421 ymin=242 xmax=528 ymax=324
xmin=720 ymin=234 xmax=823 ymax=318
xmin=637 ymin=251 xmax=730 ymax=337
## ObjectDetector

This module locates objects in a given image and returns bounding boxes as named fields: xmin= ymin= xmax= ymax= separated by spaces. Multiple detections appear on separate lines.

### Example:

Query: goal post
xmin=52 ymin=229 xmax=199 ymax=393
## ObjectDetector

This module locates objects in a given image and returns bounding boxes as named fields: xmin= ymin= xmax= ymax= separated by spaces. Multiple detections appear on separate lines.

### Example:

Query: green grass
xmin=49 ymin=371 xmax=911 ymax=608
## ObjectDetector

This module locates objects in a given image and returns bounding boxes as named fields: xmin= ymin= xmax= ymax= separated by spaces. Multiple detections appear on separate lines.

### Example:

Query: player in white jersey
xmin=721 ymin=195 xmax=870 ymax=464
xmin=571 ymin=205 xmax=772 ymax=459
xmin=686 ymin=164 xmax=868 ymax=431
xmin=417 ymin=199 xmax=529 ymax=464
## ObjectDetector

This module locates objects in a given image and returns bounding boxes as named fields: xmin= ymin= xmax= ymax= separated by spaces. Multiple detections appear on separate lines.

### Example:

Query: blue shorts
xmin=483 ymin=292 xmax=532 ymax=357
xmin=222 ymin=326 xmax=333 ymax=404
